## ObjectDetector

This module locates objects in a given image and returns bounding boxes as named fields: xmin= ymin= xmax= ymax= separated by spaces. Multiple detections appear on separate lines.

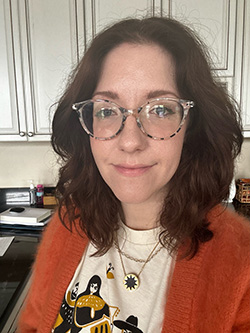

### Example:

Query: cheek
xmin=161 ymin=132 xmax=186 ymax=173
xmin=161 ymin=149 xmax=181 ymax=180
xmin=90 ymin=139 xmax=111 ymax=172
xmin=90 ymin=138 xmax=103 ymax=160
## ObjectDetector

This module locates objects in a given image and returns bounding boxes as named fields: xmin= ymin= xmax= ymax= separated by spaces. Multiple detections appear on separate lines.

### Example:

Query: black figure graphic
xmin=53 ymin=282 xmax=79 ymax=332
xmin=113 ymin=315 xmax=143 ymax=333
xmin=71 ymin=275 xmax=110 ymax=332
xmin=106 ymin=262 xmax=114 ymax=279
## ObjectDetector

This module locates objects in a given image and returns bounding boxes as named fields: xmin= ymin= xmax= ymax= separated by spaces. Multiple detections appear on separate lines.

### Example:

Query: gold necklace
xmin=116 ymin=240 xmax=161 ymax=292
xmin=114 ymin=240 xmax=163 ymax=263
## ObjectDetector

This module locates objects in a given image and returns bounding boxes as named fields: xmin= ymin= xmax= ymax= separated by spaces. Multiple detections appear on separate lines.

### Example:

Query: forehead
xmin=94 ymin=42 xmax=178 ymax=102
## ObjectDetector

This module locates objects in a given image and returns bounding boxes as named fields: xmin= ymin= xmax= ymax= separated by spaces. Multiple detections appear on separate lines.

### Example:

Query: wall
xmin=0 ymin=142 xmax=59 ymax=187
xmin=236 ymin=138 xmax=250 ymax=177
xmin=0 ymin=139 xmax=250 ymax=188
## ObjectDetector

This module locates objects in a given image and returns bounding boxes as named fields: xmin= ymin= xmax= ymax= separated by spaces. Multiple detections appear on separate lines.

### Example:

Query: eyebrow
xmin=92 ymin=89 xmax=179 ymax=100
xmin=146 ymin=90 xmax=179 ymax=99
xmin=92 ymin=91 xmax=118 ymax=99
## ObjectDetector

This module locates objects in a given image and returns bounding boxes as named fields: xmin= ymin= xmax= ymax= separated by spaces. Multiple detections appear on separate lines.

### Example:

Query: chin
xmin=111 ymin=189 xmax=160 ymax=205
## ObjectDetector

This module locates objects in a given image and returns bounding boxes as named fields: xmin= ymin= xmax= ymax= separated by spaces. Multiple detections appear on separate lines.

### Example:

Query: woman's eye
xmin=95 ymin=108 xmax=116 ymax=119
xmin=151 ymin=105 xmax=174 ymax=117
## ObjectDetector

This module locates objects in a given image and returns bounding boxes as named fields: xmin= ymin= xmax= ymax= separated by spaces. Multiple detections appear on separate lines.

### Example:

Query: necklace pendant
xmin=123 ymin=273 xmax=140 ymax=291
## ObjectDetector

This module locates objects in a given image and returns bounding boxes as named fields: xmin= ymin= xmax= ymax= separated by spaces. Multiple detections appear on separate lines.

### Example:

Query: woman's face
xmin=90 ymin=283 xmax=98 ymax=294
xmin=90 ymin=43 xmax=187 ymax=207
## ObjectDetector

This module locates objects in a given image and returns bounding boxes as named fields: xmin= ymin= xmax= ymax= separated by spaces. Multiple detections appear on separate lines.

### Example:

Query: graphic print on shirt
xmin=106 ymin=262 xmax=114 ymax=279
xmin=53 ymin=275 xmax=119 ymax=332
xmin=53 ymin=282 xmax=79 ymax=332
xmin=113 ymin=315 xmax=143 ymax=333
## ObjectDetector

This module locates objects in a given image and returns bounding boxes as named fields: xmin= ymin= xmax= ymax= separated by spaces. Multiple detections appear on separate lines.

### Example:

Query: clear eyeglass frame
xmin=72 ymin=97 xmax=194 ymax=141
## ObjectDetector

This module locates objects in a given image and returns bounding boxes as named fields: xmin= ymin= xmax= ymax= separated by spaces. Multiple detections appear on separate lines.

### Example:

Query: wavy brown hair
xmin=51 ymin=17 xmax=243 ymax=258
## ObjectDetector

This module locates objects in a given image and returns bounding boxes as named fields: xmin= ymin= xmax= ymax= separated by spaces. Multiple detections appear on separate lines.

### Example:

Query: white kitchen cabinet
xmin=240 ymin=0 xmax=250 ymax=135
xmin=1 ymin=0 xmax=249 ymax=141
xmin=0 ymin=0 xmax=80 ymax=141
xmin=0 ymin=0 xmax=20 ymax=140
xmin=170 ymin=0 xmax=238 ymax=96
xmin=169 ymin=0 xmax=249 ymax=135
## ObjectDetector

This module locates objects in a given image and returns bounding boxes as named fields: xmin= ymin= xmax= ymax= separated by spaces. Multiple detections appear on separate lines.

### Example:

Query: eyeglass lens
xmin=79 ymin=99 xmax=184 ymax=139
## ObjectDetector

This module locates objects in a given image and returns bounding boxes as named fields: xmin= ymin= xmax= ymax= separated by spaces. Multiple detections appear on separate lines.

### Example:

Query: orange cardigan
xmin=18 ymin=206 xmax=250 ymax=332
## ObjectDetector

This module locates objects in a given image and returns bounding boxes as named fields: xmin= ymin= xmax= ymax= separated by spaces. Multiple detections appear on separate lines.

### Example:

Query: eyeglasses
xmin=72 ymin=98 xmax=194 ymax=140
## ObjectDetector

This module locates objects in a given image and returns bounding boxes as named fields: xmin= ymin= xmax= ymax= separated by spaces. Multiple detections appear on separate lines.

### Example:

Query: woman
xmin=18 ymin=17 xmax=250 ymax=332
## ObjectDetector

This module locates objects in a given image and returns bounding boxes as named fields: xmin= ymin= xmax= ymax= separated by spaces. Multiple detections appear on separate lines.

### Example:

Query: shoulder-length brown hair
xmin=51 ymin=17 xmax=243 ymax=258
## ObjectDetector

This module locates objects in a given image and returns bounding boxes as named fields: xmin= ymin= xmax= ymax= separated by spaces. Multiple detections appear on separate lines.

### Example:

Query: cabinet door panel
xmin=20 ymin=0 xmax=78 ymax=136
xmin=241 ymin=0 xmax=250 ymax=132
xmin=170 ymin=0 xmax=236 ymax=76
xmin=82 ymin=0 xmax=163 ymax=46
xmin=0 ymin=0 xmax=20 ymax=138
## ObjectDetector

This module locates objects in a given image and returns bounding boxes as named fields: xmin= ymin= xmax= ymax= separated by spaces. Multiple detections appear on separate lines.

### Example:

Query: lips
xmin=113 ymin=164 xmax=154 ymax=176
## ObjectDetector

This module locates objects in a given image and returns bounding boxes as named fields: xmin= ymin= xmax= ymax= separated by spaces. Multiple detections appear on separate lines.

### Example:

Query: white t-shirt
xmin=52 ymin=223 xmax=175 ymax=333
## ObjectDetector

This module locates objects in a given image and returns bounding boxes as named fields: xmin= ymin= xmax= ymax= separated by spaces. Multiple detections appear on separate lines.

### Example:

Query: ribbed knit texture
xmin=18 ymin=205 xmax=250 ymax=332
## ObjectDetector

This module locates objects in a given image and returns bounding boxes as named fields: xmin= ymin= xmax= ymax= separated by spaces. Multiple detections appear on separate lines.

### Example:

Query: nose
xmin=117 ymin=114 xmax=147 ymax=152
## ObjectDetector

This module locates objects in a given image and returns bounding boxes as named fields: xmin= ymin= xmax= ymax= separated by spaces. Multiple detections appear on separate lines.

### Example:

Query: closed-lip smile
xmin=112 ymin=163 xmax=155 ymax=176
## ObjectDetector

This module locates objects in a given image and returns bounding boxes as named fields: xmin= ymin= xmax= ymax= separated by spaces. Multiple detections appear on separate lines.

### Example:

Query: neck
xmin=121 ymin=201 xmax=163 ymax=230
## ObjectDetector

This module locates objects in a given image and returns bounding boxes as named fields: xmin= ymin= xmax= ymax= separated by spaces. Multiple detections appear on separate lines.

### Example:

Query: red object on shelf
xmin=36 ymin=184 xmax=44 ymax=207
xmin=235 ymin=179 xmax=250 ymax=203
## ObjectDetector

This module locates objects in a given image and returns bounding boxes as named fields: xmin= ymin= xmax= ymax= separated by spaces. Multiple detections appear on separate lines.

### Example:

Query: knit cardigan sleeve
xmin=209 ymin=207 xmax=250 ymax=332
xmin=162 ymin=205 xmax=250 ymax=332
xmin=188 ymin=207 xmax=250 ymax=332
xmin=232 ymin=283 xmax=250 ymax=331
xmin=17 ymin=211 xmax=88 ymax=332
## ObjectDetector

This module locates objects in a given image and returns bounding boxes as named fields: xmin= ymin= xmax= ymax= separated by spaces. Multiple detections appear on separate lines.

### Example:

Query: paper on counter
xmin=0 ymin=237 xmax=14 ymax=256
